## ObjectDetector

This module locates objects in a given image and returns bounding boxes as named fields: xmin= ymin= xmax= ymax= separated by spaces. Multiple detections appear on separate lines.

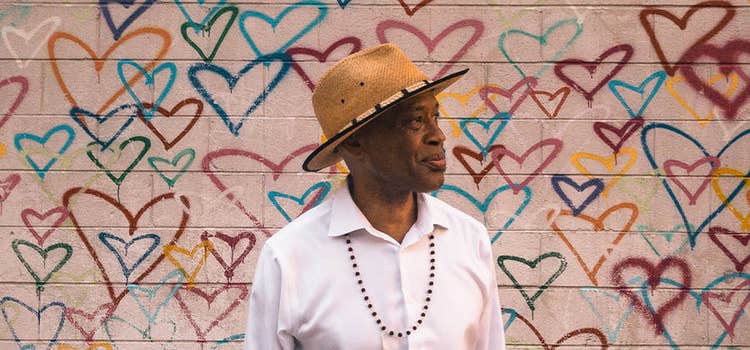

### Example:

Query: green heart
xmin=12 ymin=239 xmax=73 ymax=292
xmin=181 ymin=5 xmax=239 ymax=62
xmin=87 ymin=136 xmax=151 ymax=186
xmin=148 ymin=148 xmax=195 ymax=188
xmin=498 ymin=17 xmax=583 ymax=79
xmin=613 ymin=175 xmax=660 ymax=213
xmin=497 ymin=251 xmax=567 ymax=314
xmin=104 ymin=315 xmax=176 ymax=343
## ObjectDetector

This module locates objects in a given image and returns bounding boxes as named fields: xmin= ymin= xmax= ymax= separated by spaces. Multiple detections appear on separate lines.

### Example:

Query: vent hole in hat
xmin=359 ymin=82 xmax=365 ymax=86
xmin=341 ymin=99 xmax=345 ymax=104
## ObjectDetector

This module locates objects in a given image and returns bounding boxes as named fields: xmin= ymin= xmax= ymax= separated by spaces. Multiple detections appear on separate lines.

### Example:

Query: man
xmin=244 ymin=43 xmax=505 ymax=349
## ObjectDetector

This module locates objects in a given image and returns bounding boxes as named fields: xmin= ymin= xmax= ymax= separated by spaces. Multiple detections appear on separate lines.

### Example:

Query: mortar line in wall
xmin=7 ymin=2 xmax=750 ymax=8
xmin=10 ymin=58 xmax=750 ymax=65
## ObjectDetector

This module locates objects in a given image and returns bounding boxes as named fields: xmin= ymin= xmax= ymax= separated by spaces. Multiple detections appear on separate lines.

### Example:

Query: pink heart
xmin=173 ymin=284 xmax=248 ymax=341
xmin=200 ymin=230 xmax=257 ymax=281
xmin=21 ymin=206 xmax=69 ymax=246
xmin=286 ymin=36 xmax=362 ymax=91
xmin=0 ymin=75 xmax=28 ymax=130
xmin=490 ymin=138 xmax=563 ymax=194
xmin=663 ymin=156 xmax=720 ymax=205
xmin=376 ymin=18 xmax=483 ymax=80
xmin=701 ymin=279 xmax=750 ymax=338
xmin=0 ymin=173 xmax=21 ymax=214
xmin=479 ymin=77 xmax=537 ymax=116
xmin=64 ymin=302 xmax=115 ymax=341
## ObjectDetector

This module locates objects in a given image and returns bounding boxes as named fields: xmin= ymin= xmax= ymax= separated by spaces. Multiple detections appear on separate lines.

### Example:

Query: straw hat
xmin=302 ymin=43 xmax=468 ymax=172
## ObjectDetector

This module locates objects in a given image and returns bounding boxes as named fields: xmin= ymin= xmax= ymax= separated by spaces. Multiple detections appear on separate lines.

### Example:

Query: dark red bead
xmin=398 ymin=333 xmax=402 ymax=337
xmin=389 ymin=331 xmax=394 ymax=336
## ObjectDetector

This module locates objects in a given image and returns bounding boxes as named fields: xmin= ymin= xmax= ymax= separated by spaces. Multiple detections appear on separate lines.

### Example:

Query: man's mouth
xmin=422 ymin=153 xmax=446 ymax=171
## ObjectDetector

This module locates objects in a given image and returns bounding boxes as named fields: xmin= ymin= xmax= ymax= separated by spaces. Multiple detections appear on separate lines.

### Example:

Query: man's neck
xmin=347 ymin=176 xmax=417 ymax=244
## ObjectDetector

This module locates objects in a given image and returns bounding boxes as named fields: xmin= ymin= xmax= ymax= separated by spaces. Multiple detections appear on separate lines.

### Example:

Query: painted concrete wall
xmin=0 ymin=0 xmax=749 ymax=349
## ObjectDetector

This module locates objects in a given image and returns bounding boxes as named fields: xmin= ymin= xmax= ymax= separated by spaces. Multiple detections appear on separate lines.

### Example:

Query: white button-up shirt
xmin=244 ymin=182 xmax=505 ymax=349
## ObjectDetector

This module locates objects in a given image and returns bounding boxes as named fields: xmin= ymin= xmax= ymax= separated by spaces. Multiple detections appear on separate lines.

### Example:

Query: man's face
xmin=353 ymin=92 xmax=447 ymax=193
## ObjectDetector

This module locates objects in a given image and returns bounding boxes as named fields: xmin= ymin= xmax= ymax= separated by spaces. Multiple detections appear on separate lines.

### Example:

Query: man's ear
xmin=336 ymin=134 xmax=365 ymax=160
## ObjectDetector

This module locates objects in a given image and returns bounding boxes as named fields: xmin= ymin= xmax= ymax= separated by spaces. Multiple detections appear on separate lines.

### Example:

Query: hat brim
xmin=303 ymin=68 xmax=469 ymax=172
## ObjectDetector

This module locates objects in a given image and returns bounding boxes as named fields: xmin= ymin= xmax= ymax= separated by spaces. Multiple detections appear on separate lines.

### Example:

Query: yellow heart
xmin=50 ymin=267 xmax=101 ymax=308
xmin=57 ymin=342 xmax=114 ymax=350
xmin=164 ymin=240 xmax=214 ymax=288
xmin=491 ymin=0 xmax=544 ymax=30
xmin=712 ymin=167 xmax=750 ymax=231
xmin=571 ymin=147 xmax=637 ymax=197
xmin=0 ymin=141 xmax=5 ymax=157
xmin=666 ymin=73 xmax=739 ymax=125
xmin=436 ymin=83 xmax=506 ymax=138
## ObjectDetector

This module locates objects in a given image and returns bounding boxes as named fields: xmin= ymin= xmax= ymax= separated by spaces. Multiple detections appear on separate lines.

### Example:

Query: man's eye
xmin=404 ymin=116 xmax=424 ymax=129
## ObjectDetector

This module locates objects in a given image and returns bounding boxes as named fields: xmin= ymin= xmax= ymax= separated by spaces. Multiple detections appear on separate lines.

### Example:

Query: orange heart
xmin=549 ymin=202 xmax=639 ymax=286
xmin=164 ymin=240 xmax=214 ymax=288
xmin=47 ymin=27 xmax=171 ymax=115
xmin=666 ymin=73 xmax=739 ymax=125
xmin=571 ymin=147 xmax=637 ymax=197
xmin=436 ymin=83 xmax=506 ymax=137
xmin=712 ymin=167 xmax=750 ymax=231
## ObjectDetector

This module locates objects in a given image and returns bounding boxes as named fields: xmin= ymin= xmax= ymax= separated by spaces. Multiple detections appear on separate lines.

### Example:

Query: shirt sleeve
xmin=244 ymin=242 xmax=296 ymax=350
xmin=477 ymin=229 xmax=506 ymax=350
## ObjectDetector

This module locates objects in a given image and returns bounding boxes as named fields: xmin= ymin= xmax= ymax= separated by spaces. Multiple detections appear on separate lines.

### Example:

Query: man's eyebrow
xmin=411 ymin=103 xmax=440 ymax=111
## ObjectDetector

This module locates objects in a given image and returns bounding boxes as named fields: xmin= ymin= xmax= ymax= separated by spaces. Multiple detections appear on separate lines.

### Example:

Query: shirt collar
xmin=327 ymin=177 xmax=450 ymax=238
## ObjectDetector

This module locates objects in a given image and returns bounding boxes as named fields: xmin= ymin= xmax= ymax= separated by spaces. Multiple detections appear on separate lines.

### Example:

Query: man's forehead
xmin=399 ymin=93 xmax=440 ymax=111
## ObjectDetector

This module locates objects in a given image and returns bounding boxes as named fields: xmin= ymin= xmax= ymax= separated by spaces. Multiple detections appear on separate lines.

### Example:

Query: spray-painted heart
xmin=21 ymin=206 xmax=68 ymax=246
xmin=13 ymin=123 xmax=75 ymax=179
xmin=12 ymin=239 xmax=73 ymax=292
xmin=608 ymin=70 xmax=666 ymax=118
xmin=0 ymin=297 xmax=65 ymax=350
xmin=711 ymin=167 xmax=750 ymax=231
xmin=0 ymin=75 xmax=28 ymax=130
xmin=117 ymin=60 xmax=177 ymax=121
xmin=0 ymin=173 xmax=20 ymax=212
xmin=663 ymin=156 xmax=720 ymax=205
xmin=174 ymin=0 xmax=227 ymax=27
xmin=497 ymin=252 xmax=567 ymax=314
xmin=1 ymin=17 xmax=61 ymax=69
xmin=99 ymin=231 xmax=160 ymax=283
xmin=238 ymin=0 xmax=327 ymax=58
xmin=164 ymin=240 xmax=213 ymax=287
xmin=451 ymin=145 xmax=505 ymax=186
xmin=69 ymin=104 xmax=140 ymax=149
xmin=148 ymin=148 xmax=195 ymax=188
xmin=397 ymin=0 xmax=433 ymax=16
xmin=459 ymin=112 xmax=510 ymax=157
xmin=571 ymin=148 xmax=637 ymax=197
xmin=478 ymin=77 xmax=537 ymax=117
xmin=593 ymin=117 xmax=644 ymax=154
xmin=286 ymin=36 xmax=362 ymax=91
xmin=490 ymin=138 xmax=563 ymax=194
xmin=550 ymin=174 xmax=604 ymax=216
xmin=126 ymin=269 xmax=184 ymax=323
xmin=701 ymin=278 xmax=750 ymax=338
xmin=100 ymin=0 xmax=156 ymax=40
xmin=554 ymin=44 xmax=634 ymax=105
xmin=268 ymin=181 xmax=331 ymax=222
xmin=139 ymin=98 xmax=202 ymax=151
xmin=579 ymin=287 xmax=634 ymax=343
xmin=173 ymin=284 xmax=249 ymax=341
xmin=636 ymin=224 xmax=693 ymax=258
xmin=200 ymin=230 xmax=257 ymax=281
xmin=708 ymin=226 xmax=750 ymax=272
xmin=64 ymin=302 xmax=115 ymax=341
xmin=529 ymin=87 xmax=570 ymax=119
xmin=666 ymin=73 xmax=739 ymax=124
xmin=506 ymin=311 xmax=608 ymax=349
xmin=86 ymin=135 xmax=151 ymax=187
xmin=181 ymin=5 xmax=238 ymax=62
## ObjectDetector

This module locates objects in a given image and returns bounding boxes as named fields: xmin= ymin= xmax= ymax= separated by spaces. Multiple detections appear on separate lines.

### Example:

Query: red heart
xmin=21 ymin=206 xmax=69 ymax=246
xmin=610 ymin=256 xmax=692 ymax=335
xmin=0 ymin=75 xmax=28 ymax=130
xmin=139 ymin=98 xmax=202 ymax=151
xmin=663 ymin=156 xmax=720 ymax=205
xmin=490 ymin=138 xmax=563 ymax=194
xmin=701 ymin=278 xmax=750 ymax=338
xmin=509 ymin=312 xmax=608 ymax=349
xmin=173 ymin=284 xmax=248 ymax=341
xmin=200 ymin=230 xmax=257 ymax=281
xmin=62 ymin=187 xmax=189 ymax=306
xmin=529 ymin=87 xmax=570 ymax=119
xmin=708 ymin=226 xmax=750 ymax=272
xmin=680 ymin=39 xmax=750 ymax=119
xmin=286 ymin=37 xmax=363 ymax=92
xmin=554 ymin=44 xmax=634 ymax=104
xmin=376 ymin=19 xmax=483 ymax=80
xmin=396 ymin=0 xmax=433 ymax=16
xmin=64 ymin=302 xmax=115 ymax=341
xmin=0 ymin=173 xmax=20 ymax=204
xmin=452 ymin=145 xmax=505 ymax=186
xmin=201 ymin=145 xmax=318 ymax=237
xmin=593 ymin=117 xmax=644 ymax=154
xmin=479 ymin=77 xmax=537 ymax=116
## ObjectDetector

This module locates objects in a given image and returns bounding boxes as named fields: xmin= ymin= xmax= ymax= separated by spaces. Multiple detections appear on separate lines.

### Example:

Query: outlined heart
xmin=86 ymin=135 xmax=151 ymax=187
xmin=48 ymin=27 xmax=171 ymax=114
xmin=117 ymin=60 xmax=177 ymax=121
xmin=139 ymin=98 xmax=202 ymax=151
xmin=700 ymin=278 xmax=750 ymax=338
xmin=506 ymin=311 xmax=608 ymax=349
xmin=478 ymin=77 xmax=537 ymax=117
xmin=0 ymin=173 xmax=20 ymax=212
xmin=238 ymin=0 xmax=327 ymax=58
xmin=0 ymin=75 xmax=27 ymax=129
xmin=608 ymin=70 xmax=666 ymax=118
xmin=708 ymin=226 xmax=750 ymax=272
xmin=200 ymin=230 xmax=257 ymax=281
xmin=69 ymin=103 xmax=140 ymax=149
xmin=579 ymin=287 xmax=634 ymax=343
xmin=268 ymin=181 xmax=331 ymax=222
xmin=549 ymin=203 xmax=638 ymax=286
xmin=201 ymin=145 xmax=318 ymax=237
xmin=286 ymin=36 xmax=362 ymax=91
xmin=64 ymin=302 xmax=115 ymax=341
xmin=641 ymin=123 xmax=750 ymax=246
xmin=0 ymin=297 xmax=65 ymax=350
xmin=126 ymin=269 xmax=184 ymax=323
xmin=712 ymin=167 xmax=750 ymax=231
xmin=593 ymin=117 xmax=644 ymax=154
xmin=173 ymin=284 xmax=249 ymax=341
xmin=1 ymin=16 xmax=61 ymax=69
xmin=397 ymin=0 xmax=433 ymax=16
xmin=100 ymin=0 xmax=156 ymax=40
xmin=181 ymin=5 xmax=238 ymax=63
xmin=376 ymin=19 xmax=483 ymax=80
xmin=99 ymin=231 xmax=160 ymax=283
xmin=62 ymin=187 xmax=189 ymax=306
xmin=639 ymin=0 xmax=735 ymax=76
xmin=571 ymin=147 xmax=637 ymax=197
xmin=529 ymin=87 xmax=570 ymax=119
xmin=21 ymin=206 xmax=69 ymax=246
xmin=666 ymin=73 xmax=739 ymax=125
xmin=13 ymin=123 xmax=76 ymax=179
xmin=164 ymin=240 xmax=213 ymax=287
xmin=148 ymin=148 xmax=195 ymax=188
xmin=452 ymin=145 xmax=505 ymax=186
xmin=432 ymin=184 xmax=531 ymax=243
xmin=636 ymin=224 xmax=693 ymax=258
xmin=550 ymin=174 xmax=604 ymax=216
xmin=499 ymin=17 xmax=583 ymax=79
xmin=459 ymin=111 xmax=510 ymax=157
xmin=188 ymin=53 xmax=291 ymax=135
xmin=554 ymin=44 xmax=634 ymax=105
xmin=12 ymin=239 xmax=73 ymax=292
xmin=437 ymin=83 xmax=511 ymax=137
xmin=610 ymin=256 xmax=692 ymax=335
xmin=497 ymin=252 xmax=567 ymax=313
xmin=663 ymin=156 xmax=720 ymax=206
xmin=490 ymin=138 xmax=563 ymax=194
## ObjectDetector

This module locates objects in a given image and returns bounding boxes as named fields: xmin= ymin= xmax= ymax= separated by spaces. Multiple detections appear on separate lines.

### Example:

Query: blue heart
xmin=459 ymin=111 xmax=510 ymax=157
xmin=188 ymin=53 xmax=291 ymax=136
xmin=126 ymin=269 xmax=184 ymax=323
xmin=238 ymin=0 xmax=327 ymax=58
xmin=99 ymin=0 xmax=155 ymax=40
xmin=13 ymin=124 xmax=76 ymax=180
xmin=580 ymin=287 xmax=634 ymax=342
xmin=69 ymin=103 xmax=140 ymax=150
xmin=117 ymin=60 xmax=177 ymax=121
xmin=175 ymin=0 xmax=227 ymax=31
xmin=98 ymin=232 xmax=160 ymax=282
xmin=268 ymin=181 xmax=331 ymax=222
xmin=551 ymin=174 xmax=603 ymax=216
xmin=0 ymin=297 xmax=65 ymax=350
xmin=432 ymin=184 xmax=531 ymax=243
xmin=640 ymin=123 xmax=750 ymax=247
xmin=609 ymin=70 xmax=666 ymax=118
xmin=336 ymin=0 xmax=352 ymax=8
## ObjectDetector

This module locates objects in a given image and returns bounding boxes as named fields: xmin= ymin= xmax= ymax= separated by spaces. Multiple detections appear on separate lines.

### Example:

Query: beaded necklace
xmin=344 ymin=187 xmax=437 ymax=338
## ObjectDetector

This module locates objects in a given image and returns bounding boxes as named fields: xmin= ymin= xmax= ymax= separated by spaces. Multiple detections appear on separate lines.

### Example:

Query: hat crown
xmin=312 ymin=43 xmax=430 ymax=138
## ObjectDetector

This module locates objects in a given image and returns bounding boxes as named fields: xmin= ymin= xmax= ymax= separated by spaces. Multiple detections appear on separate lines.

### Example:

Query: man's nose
xmin=425 ymin=117 xmax=446 ymax=145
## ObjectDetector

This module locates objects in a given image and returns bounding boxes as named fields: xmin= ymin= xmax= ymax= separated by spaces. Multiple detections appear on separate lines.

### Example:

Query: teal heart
xmin=126 ymin=269 xmax=184 ymax=323
xmin=580 ymin=287 xmax=634 ymax=342
xmin=14 ymin=124 xmax=76 ymax=180
xmin=499 ymin=18 xmax=583 ymax=79
xmin=268 ymin=181 xmax=331 ymax=222
xmin=12 ymin=239 xmax=73 ymax=292
xmin=636 ymin=224 xmax=693 ymax=258
xmin=459 ymin=111 xmax=510 ymax=157
xmin=609 ymin=70 xmax=666 ymax=118
xmin=148 ymin=148 xmax=195 ymax=188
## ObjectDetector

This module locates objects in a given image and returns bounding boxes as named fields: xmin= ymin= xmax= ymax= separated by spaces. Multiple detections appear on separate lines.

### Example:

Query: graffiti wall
xmin=0 ymin=0 xmax=748 ymax=348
